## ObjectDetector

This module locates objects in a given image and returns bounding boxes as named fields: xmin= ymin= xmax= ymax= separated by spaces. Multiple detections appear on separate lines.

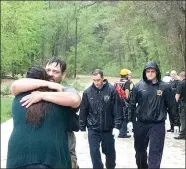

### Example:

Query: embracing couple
xmin=6 ymin=57 xmax=81 ymax=169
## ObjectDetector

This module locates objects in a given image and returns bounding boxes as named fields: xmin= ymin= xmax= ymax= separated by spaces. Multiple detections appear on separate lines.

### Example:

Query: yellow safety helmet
xmin=120 ymin=69 xmax=129 ymax=75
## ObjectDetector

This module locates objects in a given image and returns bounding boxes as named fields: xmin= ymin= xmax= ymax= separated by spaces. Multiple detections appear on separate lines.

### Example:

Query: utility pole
xmin=73 ymin=2 xmax=97 ymax=78
xmin=48 ymin=1 xmax=51 ymax=9
xmin=74 ymin=16 xmax=78 ymax=78
xmin=65 ymin=19 xmax=69 ymax=59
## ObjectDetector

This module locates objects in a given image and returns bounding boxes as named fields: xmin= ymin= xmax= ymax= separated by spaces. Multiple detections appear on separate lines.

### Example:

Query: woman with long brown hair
xmin=6 ymin=66 xmax=72 ymax=169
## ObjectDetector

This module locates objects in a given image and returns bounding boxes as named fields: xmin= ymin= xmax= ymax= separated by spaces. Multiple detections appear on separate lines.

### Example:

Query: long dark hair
xmin=25 ymin=66 xmax=56 ymax=128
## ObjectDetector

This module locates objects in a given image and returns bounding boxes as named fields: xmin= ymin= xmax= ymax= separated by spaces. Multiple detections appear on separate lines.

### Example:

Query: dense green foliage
xmin=1 ymin=1 xmax=185 ymax=78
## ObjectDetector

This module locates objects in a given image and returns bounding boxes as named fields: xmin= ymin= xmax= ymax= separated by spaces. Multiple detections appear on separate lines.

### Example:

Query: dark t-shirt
xmin=119 ymin=79 xmax=130 ymax=91
xmin=176 ymin=79 xmax=186 ymax=103
xmin=170 ymin=79 xmax=180 ymax=94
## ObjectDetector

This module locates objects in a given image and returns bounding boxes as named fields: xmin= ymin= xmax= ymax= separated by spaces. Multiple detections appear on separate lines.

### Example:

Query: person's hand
xmin=127 ymin=122 xmax=133 ymax=132
xmin=47 ymin=82 xmax=64 ymax=92
xmin=20 ymin=91 xmax=43 ymax=108
xmin=174 ymin=126 xmax=179 ymax=135
xmin=112 ymin=128 xmax=120 ymax=138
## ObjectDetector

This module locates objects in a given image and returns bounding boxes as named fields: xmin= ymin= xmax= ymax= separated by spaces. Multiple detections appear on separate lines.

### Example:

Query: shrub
xmin=71 ymin=79 xmax=85 ymax=92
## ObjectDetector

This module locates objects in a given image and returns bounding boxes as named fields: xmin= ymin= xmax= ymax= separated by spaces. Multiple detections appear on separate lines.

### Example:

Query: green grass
xmin=1 ymin=85 xmax=11 ymax=95
xmin=1 ymin=96 xmax=13 ymax=123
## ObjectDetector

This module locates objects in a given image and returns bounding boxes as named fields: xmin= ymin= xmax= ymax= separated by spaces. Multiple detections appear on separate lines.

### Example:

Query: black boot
xmin=167 ymin=125 xmax=174 ymax=132
xmin=167 ymin=129 xmax=174 ymax=132
xmin=174 ymin=135 xmax=186 ymax=140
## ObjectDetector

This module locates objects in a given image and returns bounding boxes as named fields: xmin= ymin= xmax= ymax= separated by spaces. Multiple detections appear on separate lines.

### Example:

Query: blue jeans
xmin=18 ymin=163 xmax=52 ymax=168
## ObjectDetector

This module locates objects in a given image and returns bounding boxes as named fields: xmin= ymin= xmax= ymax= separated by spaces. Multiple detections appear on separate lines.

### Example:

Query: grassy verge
xmin=1 ymin=85 xmax=11 ymax=95
xmin=1 ymin=96 xmax=13 ymax=123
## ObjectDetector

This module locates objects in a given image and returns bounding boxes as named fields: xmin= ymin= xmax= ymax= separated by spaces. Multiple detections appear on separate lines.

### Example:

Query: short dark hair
xmin=92 ymin=69 xmax=104 ymax=78
xmin=45 ymin=57 xmax=67 ymax=73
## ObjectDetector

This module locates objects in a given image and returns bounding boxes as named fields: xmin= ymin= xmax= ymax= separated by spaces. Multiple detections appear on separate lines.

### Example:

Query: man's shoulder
xmin=64 ymin=86 xmax=78 ymax=93
xmin=105 ymin=83 xmax=116 ymax=94
xmin=159 ymin=81 xmax=171 ymax=91
xmin=135 ymin=79 xmax=144 ymax=88
xmin=108 ymin=83 xmax=115 ymax=89
xmin=83 ymin=85 xmax=92 ymax=94
xmin=179 ymin=79 xmax=186 ymax=87
xmin=159 ymin=80 xmax=169 ymax=85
